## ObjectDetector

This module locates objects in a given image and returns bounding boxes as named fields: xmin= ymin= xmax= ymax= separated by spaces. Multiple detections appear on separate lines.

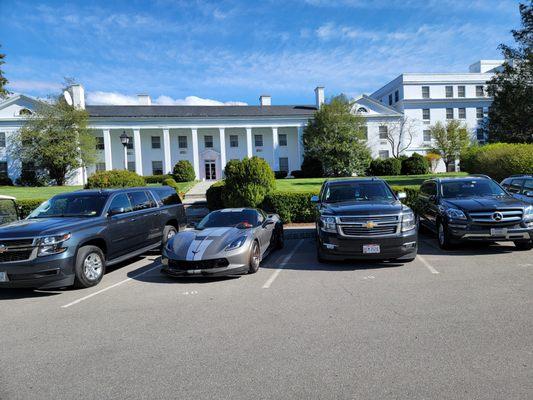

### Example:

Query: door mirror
xmin=397 ymin=192 xmax=407 ymax=200
xmin=525 ymin=191 xmax=533 ymax=197
xmin=310 ymin=195 xmax=319 ymax=203
xmin=108 ymin=207 xmax=125 ymax=216
xmin=428 ymin=194 xmax=437 ymax=203
xmin=262 ymin=219 xmax=275 ymax=228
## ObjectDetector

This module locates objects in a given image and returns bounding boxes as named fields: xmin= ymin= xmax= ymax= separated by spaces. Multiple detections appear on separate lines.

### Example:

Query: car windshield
xmin=28 ymin=194 xmax=108 ymax=218
xmin=441 ymin=180 xmax=507 ymax=198
xmin=0 ymin=199 xmax=18 ymax=225
xmin=323 ymin=182 xmax=395 ymax=203
xmin=197 ymin=210 xmax=258 ymax=229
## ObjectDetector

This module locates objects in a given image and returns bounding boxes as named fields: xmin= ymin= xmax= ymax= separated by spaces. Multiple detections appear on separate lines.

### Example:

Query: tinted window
xmin=128 ymin=191 xmax=155 ymax=211
xmin=108 ymin=194 xmax=133 ymax=214
xmin=523 ymin=179 xmax=533 ymax=192
xmin=323 ymin=182 xmax=395 ymax=203
xmin=28 ymin=194 xmax=108 ymax=218
xmin=441 ymin=180 xmax=506 ymax=198
xmin=420 ymin=182 xmax=436 ymax=196
xmin=507 ymin=179 xmax=524 ymax=193
xmin=152 ymin=188 xmax=182 ymax=206
xmin=197 ymin=210 xmax=258 ymax=229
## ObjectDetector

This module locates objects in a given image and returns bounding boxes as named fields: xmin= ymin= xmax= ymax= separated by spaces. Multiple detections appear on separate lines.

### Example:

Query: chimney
xmin=259 ymin=95 xmax=271 ymax=106
xmin=315 ymin=86 xmax=324 ymax=109
xmin=68 ymin=84 xmax=85 ymax=110
xmin=137 ymin=94 xmax=151 ymax=105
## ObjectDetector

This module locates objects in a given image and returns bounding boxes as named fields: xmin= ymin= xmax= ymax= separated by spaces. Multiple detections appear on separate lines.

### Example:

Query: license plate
xmin=0 ymin=272 xmax=8 ymax=282
xmin=363 ymin=244 xmax=380 ymax=254
xmin=491 ymin=228 xmax=507 ymax=236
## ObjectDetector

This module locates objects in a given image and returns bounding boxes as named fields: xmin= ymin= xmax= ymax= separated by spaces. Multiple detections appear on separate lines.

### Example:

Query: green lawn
xmin=0 ymin=181 xmax=197 ymax=201
xmin=274 ymin=172 xmax=468 ymax=193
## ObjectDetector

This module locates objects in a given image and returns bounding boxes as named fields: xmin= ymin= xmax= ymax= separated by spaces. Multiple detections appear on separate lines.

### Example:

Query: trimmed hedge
xmin=18 ymin=199 xmax=46 ymax=218
xmin=86 ymin=170 xmax=146 ymax=189
xmin=261 ymin=191 xmax=318 ymax=223
xmin=144 ymin=174 xmax=171 ymax=184
xmin=172 ymin=160 xmax=196 ymax=182
xmin=367 ymin=158 xmax=402 ymax=176
xmin=274 ymin=170 xmax=288 ymax=179
xmin=401 ymin=153 xmax=429 ymax=175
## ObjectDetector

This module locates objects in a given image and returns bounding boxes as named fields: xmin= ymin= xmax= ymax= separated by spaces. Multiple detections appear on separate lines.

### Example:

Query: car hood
xmin=167 ymin=226 xmax=250 ymax=260
xmin=320 ymin=200 xmax=404 ymax=216
xmin=442 ymin=196 xmax=527 ymax=211
xmin=0 ymin=217 xmax=92 ymax=239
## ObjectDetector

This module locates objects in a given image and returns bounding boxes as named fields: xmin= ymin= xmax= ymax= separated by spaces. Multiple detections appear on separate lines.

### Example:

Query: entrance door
xmin=204 ymin=160 xmax=216 ymax=180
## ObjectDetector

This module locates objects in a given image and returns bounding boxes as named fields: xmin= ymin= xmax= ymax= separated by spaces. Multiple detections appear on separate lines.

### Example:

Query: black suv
xmin=501 ymin=175 xmax=533 ymax=204
xmin=0 ymin=186 xmax=186 ymax=289
xmin=312 ymin=178 xmax=417 ymax=262
xmin=418 ymin=175 xmax=533 ymax=250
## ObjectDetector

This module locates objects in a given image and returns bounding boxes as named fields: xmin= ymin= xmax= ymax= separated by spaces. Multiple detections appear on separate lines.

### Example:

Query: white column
xmin=163 ymin=128 xmax=172 ymax=174
xmin=297 ymin=125 xmax=304 ymax=169
xmin=272 ymin=127 xmax=279 ymax=171
xmin=191 ymin=128 xmax=200 ymax=179
xmin=103 ymin=129 xmax=112 ymax=170
xmin=246 ymin=127 xmax=253 ymax=158
xmin=133 ymin=128 xmax=143 ymax=175
xmin=219 ymin=128 xmax=226 ymax=175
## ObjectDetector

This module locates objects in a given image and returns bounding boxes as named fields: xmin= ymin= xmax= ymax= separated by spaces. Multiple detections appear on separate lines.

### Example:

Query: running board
xmin=107 ymin=242 xmax=161 ymax=266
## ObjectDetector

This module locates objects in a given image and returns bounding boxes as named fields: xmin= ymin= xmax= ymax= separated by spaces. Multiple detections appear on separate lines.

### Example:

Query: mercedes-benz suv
xmin=312 ymin=178 xmax=417 ymax=263
xmin=418 ymin=175 xmax=533 ymax=250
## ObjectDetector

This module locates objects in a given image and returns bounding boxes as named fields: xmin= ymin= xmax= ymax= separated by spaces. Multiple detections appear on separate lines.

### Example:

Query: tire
xmin=248 ymin=241 xmax=261 ymax=274
xmin=74 ymin=245 xmax=106 ymax=288
xmin=275 ymin=225 xmax=284 ymax=249
xmin=162 ymin=225 xmax=178 ymax=246
xmin=437 ymin=220 xmax=454 ymax=250
xmin=514 ymin=240 xmax=533 ymax=250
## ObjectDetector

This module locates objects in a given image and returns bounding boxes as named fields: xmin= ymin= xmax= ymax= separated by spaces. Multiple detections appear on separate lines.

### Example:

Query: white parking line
xmin=61 ymin=263 xmax=161 ymax=309
xmin=262 ymin=239 xmax=304 ymax=289
xmin=417 ymin=254 xmax=440 ymax=274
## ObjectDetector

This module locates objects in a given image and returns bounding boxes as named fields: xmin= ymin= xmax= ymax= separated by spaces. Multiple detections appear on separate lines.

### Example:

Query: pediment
xmin=351 ymin=95 xmax=402 ymax=117
xmin=0 ymin=95 xmax=44 ymax=119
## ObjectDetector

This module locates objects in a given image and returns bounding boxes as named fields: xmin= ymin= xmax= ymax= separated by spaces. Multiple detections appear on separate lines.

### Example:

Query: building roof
xmin=86 ymin=105 xmax=317 ymax=118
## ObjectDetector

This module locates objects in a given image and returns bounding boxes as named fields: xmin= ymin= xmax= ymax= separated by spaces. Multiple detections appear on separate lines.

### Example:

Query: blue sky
xmin=0 ymin=0 xmax=522 ymax=106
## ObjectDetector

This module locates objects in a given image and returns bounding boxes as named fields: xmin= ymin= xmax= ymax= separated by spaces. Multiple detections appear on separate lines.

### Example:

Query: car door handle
xmin=130 ymin=218 xmax=137 ymax=222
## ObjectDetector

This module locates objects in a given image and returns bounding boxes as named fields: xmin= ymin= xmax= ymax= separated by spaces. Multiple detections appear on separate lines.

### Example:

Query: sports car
xmin=161 ymin=208 xmax=284 ymax=277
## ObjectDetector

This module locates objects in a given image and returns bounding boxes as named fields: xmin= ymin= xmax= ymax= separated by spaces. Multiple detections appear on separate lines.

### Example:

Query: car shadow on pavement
xmin=417 ymin=234 xmax=518 ymax=256
xmin=0 ymin=288 xmax=63 ymax=300
xmin=262 ymin=260 xmax=405 ymax=272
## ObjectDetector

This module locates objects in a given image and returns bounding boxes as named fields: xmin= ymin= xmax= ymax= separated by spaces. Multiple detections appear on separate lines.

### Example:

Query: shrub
xmin=162 ymin=177 xmax=179 ymax=191
xmin=290 ymin=170 xmax=304 ymax=178
xmin=390 ymin=185 xmax=421 ymax=214
xmin=274 ymin=170 xmax=288 ymax=179
xmin=15 ymin=169 xmax=46 ymax=187
xmin=17 ymin=199 xmax=46 ymax=218
xmin=401 ymin=153 xmax=429 ymax=175
xmin=460 ymin=143 xmax=533 ymax=182
xmin=222 ymin=157 xmax=276 ymax=208
xmin=367 ymin=158 xmax=401 ymax=176
xmin=144 ymin=174 xmax=172 ymax=184
xmin=85 ymin=170 xmax=146 ymax=189
xmin=0 ymin=175 xmax=13 ymax=186
xmin=300 ymin=156 xmax=324 ymax=178
xmin=172 ymin=160 xmax=196 ymax=182
xmin=206 ymin=181 xmax=225 ymax=211
xmin=261 ymin=191 xmax=319 ymax=223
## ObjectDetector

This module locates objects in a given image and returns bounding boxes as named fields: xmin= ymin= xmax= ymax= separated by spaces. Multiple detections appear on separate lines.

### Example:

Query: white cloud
xmin=86 ymin=91 xmax=247 ymax=106
xmin=8 ymin=80 xmax=63 ymax=93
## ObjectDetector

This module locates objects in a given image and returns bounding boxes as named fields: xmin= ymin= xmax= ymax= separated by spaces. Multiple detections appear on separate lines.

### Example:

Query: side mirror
xmin=525 ymin=191 xmax=533 ymax=197
xmin=108 ymin=207 xmax=125 ymax=216
xmin=397 ymin=192 xmax=407 ymax=200
xmin=428 ymin=195 xmax=437 ymax=203
xmin=310 ymin=195 xmax=319 ymax=203
xmin=263 ymin=219 xmax=275 ymax=227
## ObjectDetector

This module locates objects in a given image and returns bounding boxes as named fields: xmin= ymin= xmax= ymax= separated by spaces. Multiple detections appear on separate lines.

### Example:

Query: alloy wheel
xmin=251 ymin=243 xmax=260 ymax=269
xmin=83 ymin=252 xmax=103 ymax=281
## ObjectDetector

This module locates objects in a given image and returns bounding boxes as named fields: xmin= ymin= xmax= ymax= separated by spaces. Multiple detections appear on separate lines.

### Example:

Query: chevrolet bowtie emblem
xmin=365 ymin=221 xmax=376 ymax=229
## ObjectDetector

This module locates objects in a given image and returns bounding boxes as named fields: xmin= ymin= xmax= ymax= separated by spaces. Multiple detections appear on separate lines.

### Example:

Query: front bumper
xmin=0 ymin=255 xmax=76 ymax=289
xmin=317 ymin=228 xmax=418 ymax=261
xmin=448 ymin=221 xmax=533 ymax=242
xmin=161 ymin=257 xmax=249 ymax=277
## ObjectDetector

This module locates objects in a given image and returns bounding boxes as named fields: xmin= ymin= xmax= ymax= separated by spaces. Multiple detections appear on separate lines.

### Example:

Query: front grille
xmin=339 ymin=215 xmax=399 ymax=224
xmin=0 ymin=250 xmax=33 ymax=262
xmin=341 ymin=226 xmax=397 ymax=236
xmin=168 ymin=258 xmax=229 ymax=270
xmin=0 ymin=238 xmax=35 ymax=247
xmin=467 ymin=209 xmax=523 ymax=223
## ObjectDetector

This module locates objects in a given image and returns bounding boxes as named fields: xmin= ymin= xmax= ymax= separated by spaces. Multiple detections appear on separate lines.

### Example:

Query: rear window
xmin=152 ymin=188 xmax=182 ymax=206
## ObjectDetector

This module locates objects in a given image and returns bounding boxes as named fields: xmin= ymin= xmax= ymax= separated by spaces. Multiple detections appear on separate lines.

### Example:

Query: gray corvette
xmin=161 ymin=208 xmax=284 ymax=277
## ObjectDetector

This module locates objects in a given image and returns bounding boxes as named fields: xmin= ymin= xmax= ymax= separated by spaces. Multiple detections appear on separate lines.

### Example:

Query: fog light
xmin=403 ymin=241 xmax=416 ymax=248
xmin=324 ymin=243 xmax=336 ymax=250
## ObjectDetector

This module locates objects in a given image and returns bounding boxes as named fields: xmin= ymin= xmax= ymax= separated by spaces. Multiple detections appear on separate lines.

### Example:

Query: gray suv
xmin=0 ymin=187 xmax=186 ymax=289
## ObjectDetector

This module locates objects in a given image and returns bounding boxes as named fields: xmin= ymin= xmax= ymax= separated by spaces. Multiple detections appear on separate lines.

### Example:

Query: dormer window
xmin=19 ymin=108 xmax=32 ymax=116
xmin=356 ymin=107 xmax=368 ymax=113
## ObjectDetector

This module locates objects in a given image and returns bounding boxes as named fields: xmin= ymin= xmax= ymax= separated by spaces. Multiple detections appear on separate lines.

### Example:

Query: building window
xmin=95 ymin=137 xmax=105 ymax=150
xmin=279 ymin=157 xmax=289 ymax=172
xmin=151 ymin=136 xmax=161 ymax=149
xmin=476 ymin=85 xmax=484 ymax=97
xmin=0 ymin=132 xmax=5 ymax=148
xmin=446 ymin=108 xmax=454 ymax=120
xmin=422 ymin=108 xmax=430 ymax=120
xmin=254 ymin=134 xmax=263 ymax=147
xmin=95 ymin=162 xmax=106 ymax=171
xmin=357 ymin=107 xmax=368 ymax=113
xmin=127 ymin=137 xmax=134 ymax=150
xmin=476 ymin=107 xmax=484 ymax=119
xmin=422 ymin=86 xmax=430 ymax=99
xmin=476 ymin=128 xmax=485 ymax=141
xmin=445 ymin=86 xmax=453 ymax=98
xmin=379 ymin=126 xmax=388 ymax=139
xmin=458 ymin=108 xmax=466 ymax=119
xmin=152 ymin=161 xmax=163 ymax=175
xmin=388 ymin=94 xmax=393 ymax=105
xmin=204 ymin=135 xmax=213 ymax=148
xmin=178 ymin=136 xmax=187 ymax=149
xmin=229 ymin=135 xmax=239 ymax=147
xmin=394 ymin=90 xmax=399 ymax=103
xmin=127 ymin=161 xmax=135 ymax=172
xmin=278 ymin=133 xmax=287 ymax=146
xmin=360 ymin=126 xmax=368 ymax=140
xmin=19 ymin=108 xmax=32 ymax=116
xmin=379 ymin=150 xmax=389 ymax=159
xmin=0 ymin=161 xmax=7 ymax=177
xmin=458 ymin=86 xmax=465 ymax=97
xmin=423 ymin=130 xmax=431 ymax=142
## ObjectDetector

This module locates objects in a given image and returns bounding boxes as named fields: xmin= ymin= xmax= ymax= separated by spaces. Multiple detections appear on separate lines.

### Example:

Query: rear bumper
xmin=317 ymin=228 xmax=418 ymax=261
xmin=0 ymin=255 xmax=76 ymax=289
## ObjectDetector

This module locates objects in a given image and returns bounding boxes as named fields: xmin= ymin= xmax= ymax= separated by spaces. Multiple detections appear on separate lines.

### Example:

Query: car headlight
xmin=401 ymin=211 xmax=416 ymax=232
xmin=524 ymin=206 xmax=533 ymax=222
xmin=225 ymin=236 xmax=247 ymax=251
xmin=38 ymin=233 xmax=71 ymax=257
xmin=445 ymin=208 xmax=467 ymax=220
xmin=320 ymin=216 xmax=337 ymax=233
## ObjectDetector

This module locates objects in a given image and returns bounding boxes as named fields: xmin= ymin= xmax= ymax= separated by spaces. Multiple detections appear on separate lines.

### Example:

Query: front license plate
xmin=491 ymin=228 xmax=507 ymax=236
xmin=0 ymin=272 xmax=8 ymax=282
xmin=363 ymin=244 xmax=380 ymax=254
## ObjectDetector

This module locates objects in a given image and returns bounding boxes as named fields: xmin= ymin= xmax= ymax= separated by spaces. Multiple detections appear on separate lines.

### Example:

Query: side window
xmin=257 ymin=211 xmax=265 ymax=226
xmin=128 ymin=191 xmax=154 ymax=211
xmin=421 ymin=182 xmax=436 ymax=197
xmin=508 ymin=179 xmax=524 ymax=194
xmin=523 ymin=179 xmax=533 ymax=193
xmin=153 ymin=188 xmax=182 ymax=206
xmin=108 ymin=194 xmax=133 ymax=214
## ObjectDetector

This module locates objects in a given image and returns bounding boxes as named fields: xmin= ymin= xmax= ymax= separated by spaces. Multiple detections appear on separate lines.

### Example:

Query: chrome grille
xmin=0 ymin=237 xmax=37 ymax=263
xmin=338 ymin=215 xmax=399 ymax=224
xmin=0 ymin=238 xmax=35 ymax=248
xmin=341 ymin=226 xmax=397 ymax=236
xmin=467 ymin=209 xmax=523 ymax=223
xmin=337 ymin=214 xmax=400 ymax=237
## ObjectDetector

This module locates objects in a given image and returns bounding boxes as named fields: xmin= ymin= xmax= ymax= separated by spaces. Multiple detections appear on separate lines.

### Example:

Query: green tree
xmin=485 ymin=1 xmax=533 ymax=143
xmin=0 ymin=44 xmax=10 ymax=99
xmin=429 ymin=120 xmax=471 ymax=172
xmin=303 ymin=95 xmax=371 ymax=176
xmin=13 ymin=92 xmax=96 ymax=186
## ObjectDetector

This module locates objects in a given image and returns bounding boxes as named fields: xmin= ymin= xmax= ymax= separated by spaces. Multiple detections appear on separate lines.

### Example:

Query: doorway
xmin=204 ymin=159 xmax=216 ymax=180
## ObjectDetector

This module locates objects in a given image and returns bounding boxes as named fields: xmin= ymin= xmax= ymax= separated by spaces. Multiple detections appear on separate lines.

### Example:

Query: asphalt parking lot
xmin=1 ymin=231 xmax=532 ymax=400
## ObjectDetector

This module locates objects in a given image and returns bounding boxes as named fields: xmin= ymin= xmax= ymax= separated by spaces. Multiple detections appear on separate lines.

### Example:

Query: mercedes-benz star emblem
xmin=492 ymin=212 xmax=503 ymax=221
